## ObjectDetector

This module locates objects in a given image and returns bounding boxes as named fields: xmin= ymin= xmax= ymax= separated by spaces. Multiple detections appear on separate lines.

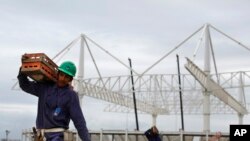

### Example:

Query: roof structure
xmin=13 ymin=23 xmax=250 ymax=132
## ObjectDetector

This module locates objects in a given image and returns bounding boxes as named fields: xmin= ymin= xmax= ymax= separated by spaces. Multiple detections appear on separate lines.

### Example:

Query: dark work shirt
xmin=144 ymin=129 xmax=161 ymax=141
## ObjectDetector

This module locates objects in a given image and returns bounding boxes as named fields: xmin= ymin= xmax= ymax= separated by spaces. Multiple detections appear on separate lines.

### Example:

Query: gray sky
xmin=1 ymin=0 xmax=250 ymax=139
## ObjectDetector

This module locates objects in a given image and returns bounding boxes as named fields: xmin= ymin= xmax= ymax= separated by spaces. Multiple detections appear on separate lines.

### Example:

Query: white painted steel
xmin=13 ymin=23 xmax=250 ymax=132
xmin=203 ymin=24 xmax=211 ymax=132
xmin=70 ymin=70 xmax=250 ymax=115
xmin=185 ymin=58 xmax=248 ymax=115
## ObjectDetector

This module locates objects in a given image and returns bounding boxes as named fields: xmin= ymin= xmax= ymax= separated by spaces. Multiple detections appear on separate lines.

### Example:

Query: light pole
xmin=5 ymin=130 xmax=10 ymax=141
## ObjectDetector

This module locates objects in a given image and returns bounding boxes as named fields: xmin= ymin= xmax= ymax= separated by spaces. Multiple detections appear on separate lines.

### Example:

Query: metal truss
xmin=12 ymin=23 xmax=250 ymax=118
xmin=185 ymin=58 xmax=248 ymax=114
xmin=72 ymin=69 xmax=250 ymax=115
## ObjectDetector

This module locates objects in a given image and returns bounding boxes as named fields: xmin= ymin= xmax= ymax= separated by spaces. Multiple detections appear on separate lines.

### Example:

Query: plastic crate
xmin=21 ymin=53 xmax=58 ymax=82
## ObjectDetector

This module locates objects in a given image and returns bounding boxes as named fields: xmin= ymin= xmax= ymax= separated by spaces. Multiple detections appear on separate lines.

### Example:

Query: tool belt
xmin=32 ymin=127 xmax=44 ymax=141
xmin=32 ymin=127 xmax=74 ymax=141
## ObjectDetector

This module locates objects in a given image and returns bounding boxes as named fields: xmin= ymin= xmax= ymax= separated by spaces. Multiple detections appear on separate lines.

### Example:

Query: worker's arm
xmin=144 ymin=128 xmax=152 ymax=139
xmin=69 ymin=91 xmax=91 ymax=141
xmin=17 ymin=68 xmax=44 ymax=97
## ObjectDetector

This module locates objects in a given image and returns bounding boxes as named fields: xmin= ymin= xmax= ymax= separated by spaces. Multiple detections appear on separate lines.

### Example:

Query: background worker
xmin=18 ymin=60 xmax=91 ymax=141
xmin=209 ymin=131 xmax=221 ymax=141
xmin=144 ymin=126 xmax=161 ymax=141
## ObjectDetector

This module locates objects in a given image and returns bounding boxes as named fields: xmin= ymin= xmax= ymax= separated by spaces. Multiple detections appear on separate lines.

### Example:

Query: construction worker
xmin=209 ymin=132 xmax=222 ymax=141
xmin=18 ymin=61 xmax=91 ymax=141
xmin=144 ymin=126 xmax=161 ymax=141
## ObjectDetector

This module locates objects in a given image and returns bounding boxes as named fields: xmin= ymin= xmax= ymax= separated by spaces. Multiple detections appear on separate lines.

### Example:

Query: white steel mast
xmin=77 ymin=34 xmax=85 ymax=106
xmin=203 ymin=24 xmax=211 ymax=133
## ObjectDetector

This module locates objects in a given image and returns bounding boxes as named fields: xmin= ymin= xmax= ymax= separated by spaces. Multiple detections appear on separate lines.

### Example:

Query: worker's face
xmin=152 ymin=127 xmax=158 ymax=134
xmin=57 ymin=71 xmax=73 ymax=87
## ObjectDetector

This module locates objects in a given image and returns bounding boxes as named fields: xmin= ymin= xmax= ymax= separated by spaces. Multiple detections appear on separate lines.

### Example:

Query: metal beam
xmin=185 ymin=58 xmax=248 ymax=115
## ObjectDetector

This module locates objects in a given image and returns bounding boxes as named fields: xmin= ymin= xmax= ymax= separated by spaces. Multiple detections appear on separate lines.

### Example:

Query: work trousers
xmin=45 ymin=132 xmax=64 ymax=141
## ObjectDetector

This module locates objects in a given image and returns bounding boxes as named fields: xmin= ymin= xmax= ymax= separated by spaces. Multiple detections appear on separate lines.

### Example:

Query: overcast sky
xmin=1 ymin=0 xmax=250 ymax=139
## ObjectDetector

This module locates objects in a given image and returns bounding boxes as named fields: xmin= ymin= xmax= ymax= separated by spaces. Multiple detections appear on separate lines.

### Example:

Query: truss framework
xmin=12 ymin=23 xmax=250 ymax=119
xmin=72 ymin=70 xmax=250 ymax=115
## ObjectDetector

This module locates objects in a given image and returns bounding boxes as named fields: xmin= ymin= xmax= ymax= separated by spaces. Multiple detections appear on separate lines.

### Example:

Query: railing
xmin=22 ymin=129 xmax=229 ymax=141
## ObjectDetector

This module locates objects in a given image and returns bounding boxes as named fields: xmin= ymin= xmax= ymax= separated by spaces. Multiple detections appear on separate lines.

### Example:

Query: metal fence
xmin=22 ymin=129 xmax=229 ymax=141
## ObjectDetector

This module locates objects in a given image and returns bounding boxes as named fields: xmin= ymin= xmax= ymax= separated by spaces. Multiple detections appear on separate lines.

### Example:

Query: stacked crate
xmin=21 ymin=53 xmax=58 ymax=82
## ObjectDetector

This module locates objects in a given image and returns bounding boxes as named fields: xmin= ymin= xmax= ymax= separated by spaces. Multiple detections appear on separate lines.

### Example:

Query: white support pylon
xmin=152 ymin=114 xmax=157 ymax=126
xmin=203 ymin=24 xmax=211 ymax=133
xmin=77 ymin=34 xmax=85 ymax=106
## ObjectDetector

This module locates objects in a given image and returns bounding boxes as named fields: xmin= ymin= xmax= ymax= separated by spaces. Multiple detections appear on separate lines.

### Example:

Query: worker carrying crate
xmin=18 ymin=53 xmax=91 ymax=141
xmin=21 ymin=53 xmax=58 ymax=82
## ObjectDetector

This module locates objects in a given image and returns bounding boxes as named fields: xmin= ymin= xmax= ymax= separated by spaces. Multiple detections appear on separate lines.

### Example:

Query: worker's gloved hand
xmin=18 ymin=66 xmax=27 ymax=76
xmin=21 ymin=53 xmax=29 ymax=61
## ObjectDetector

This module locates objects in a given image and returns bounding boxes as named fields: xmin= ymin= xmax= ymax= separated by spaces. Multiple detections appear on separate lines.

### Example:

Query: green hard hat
xmin=58 ymin=61 xmax=77 ymax=77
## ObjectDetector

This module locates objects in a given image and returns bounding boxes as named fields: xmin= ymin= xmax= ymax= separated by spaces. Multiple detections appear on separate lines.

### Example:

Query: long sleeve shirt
xmin=18 ymin=71 xmax=91 ymax=141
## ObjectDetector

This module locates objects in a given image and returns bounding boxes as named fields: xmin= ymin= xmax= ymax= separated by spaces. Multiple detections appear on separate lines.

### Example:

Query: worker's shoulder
xmin=66 ymin=89 xmax=80 ymax=103
xmin=68 ymin=88 xmax=78 ymax=95
xmin=65 ymin=87 xmax=78 ymax=97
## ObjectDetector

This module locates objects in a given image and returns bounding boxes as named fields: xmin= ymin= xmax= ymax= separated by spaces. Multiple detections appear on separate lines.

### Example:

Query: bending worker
xmin=144 ymin=126 xmax=161 ymax=141
xmin=18 ymin=60 xmax=91 ymax=141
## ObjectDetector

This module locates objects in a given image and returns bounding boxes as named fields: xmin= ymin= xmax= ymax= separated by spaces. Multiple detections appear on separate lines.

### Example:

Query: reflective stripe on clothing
xmin=41 ymin=128 xmax=65 ymax=133
xmin=38 ymin=128 xmax=65 ymax=141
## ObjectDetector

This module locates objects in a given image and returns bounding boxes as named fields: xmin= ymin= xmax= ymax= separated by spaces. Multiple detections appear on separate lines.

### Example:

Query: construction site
xmin=11 ymin=23 xmax=250 ymax=141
